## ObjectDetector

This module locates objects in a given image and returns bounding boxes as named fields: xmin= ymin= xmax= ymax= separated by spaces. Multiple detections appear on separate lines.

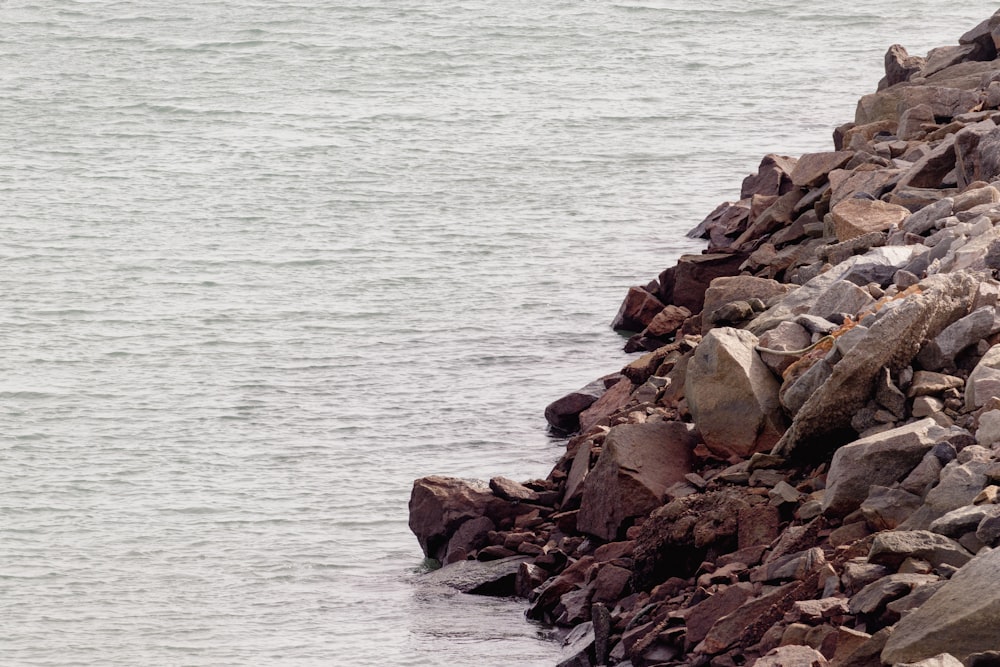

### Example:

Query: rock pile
xmin=410 ymin=11 xmax=1000 ymax=667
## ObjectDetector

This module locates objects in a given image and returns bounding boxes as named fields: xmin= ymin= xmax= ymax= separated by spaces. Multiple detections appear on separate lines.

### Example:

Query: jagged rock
xmin=861 ymin=486 xmax=923 ymax=530
xmin=684 ymin=582 xmax=756 ymax=649
xmin=444 ymin=516 xmax=495 ymax=564
xmin=545 ymin=378 xmax=607 ymax=433
xmin=902 ymin=457 xmax=991 ymax=530
xmin=955 ymin=121 xmax=1000 ymax=189
xmin=577 ymin=421 xmax=697 ymax=541
xmin=909 ymin=370 xmax=965 ymax=397
xmin=882 ymin=546 xmax=1000 ymax=664
xmin=755 ymin=645 xmax=829 ymax=667
xmin=592 ymin=563 xmax=631 ymax=604
xmin=758 ymin=321 xmax=812 ymax=375
xmin=644 ymin=304 xmax=691 ymax=337
xmin=830 ymin=167 xmax=902 ymax=208
xmin=698 ymin=582 xmax=798 ymax=655
xmin=898 ymin=103 xmax=936 ymax=141
xmin=842 ymin=560 xmax=893 ymax=595
xmin=884 ymin=44 xmax=926 ymax=88
xmin=902 ymin=197 xmax=954 ymax=235
xmin=830 ymin=198 xmax=910 ymax=242
xmin=686 ymin=327 xmax=787 ymax=459
xmin=633 ymin=488 xmax=757 ymax=589
xmin=702 ymin=276 xmax=793 ymax=329
xmin=751 ymin=547 xmax=826 ymax=583
xmin=612 ymin=286 xmax=665 ymax=332
xmin=868 ymin=530 xmax=973 ymax=570
xmin=976 ymin=409 xmax=1000 ymax=446
xmin=556 ymin=621 xmax=596 ymax=667
xmin=773 ymin=271 xmax=978 ymax=458
xmin=822 ymin=419 xmax=942 ymax=517
xmin=662 ymin=252 xmax=749 ymax=313
xmin=790 ymin=151 xmax=854 ymax=188
xmin=741 ymin=154 xmax=799 ymax=199
xmin=929 ymin=504 xmax=1000 ymax=537
xmin=419 ymin=555 xmax=532 ymax=595
xmin=780 ymin=359 xmax=833 ymax=417
xmin=966 ymin=344 xmax=1000 ymax=411
xmin=410 ymin=476 xmax=528 ymax=561
xmin=958 ymin=9 xmax=1000 ymax=59
xmin=848 ymin=573 xmax=939 ymax=615
xmin=808 ymin=279 xmax=875 ymax=321
xmin=578 ymin=377 xmax=633 ymax=433
xmin=855 ymin=84 xmax=981 ymax=126
xmin=490 ymin=476 xmax=540 ymax=503
xmin=917 ymin=305 xmax=1000 ymax=371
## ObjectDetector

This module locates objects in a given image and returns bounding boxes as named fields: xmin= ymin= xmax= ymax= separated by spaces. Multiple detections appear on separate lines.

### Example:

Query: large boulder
xmin=822 ymin=419 xmax=943 ymax=517
xmin=855 ymin=85 xmax=981 ymax=125
xmin=409 ymin=476 xmax=526 ymax=561
xmin=881 ymin=547 xmax=1000 ymax=664
xmin=419 ymin=555 xmax=532 ymax=596
xmin=685 ymin=327 xmax=787 ymax=460
xmin=790 ymin=151 xmax=854 ymax=188
xmin=577 ymin=421 xmax=698 ymax=541
xmin=612 ymin=286 xmax=665 ymax=333
xmin=772 ymin=271 xmax=978 ymax=458
xmin=662 ymin=253 xmax=749 ymax=313
xmin=830 ymin=198 xmax=910 ymax=242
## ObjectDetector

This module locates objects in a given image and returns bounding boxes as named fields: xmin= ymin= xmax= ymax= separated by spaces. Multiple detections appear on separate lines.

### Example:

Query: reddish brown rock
xmin=578 ymin=377 xmax=634 ymax=433
xmin=883 ymin=44 xmax=926 ymax=88
xmin=592 ymin=563 xmax=632 ymax=604
xmin=790 ymin=151 xmax=854 ymax=188
xmin=612 ymin=286 xmax=665 ymax=333
xmin=895 ymin=134 xmax=958 ymax=190
xmin=666 ymin=253 xmax=749 ymax=314
xmin=684 ymin=582 xmax=756 ymax=649
xmin=741 ymin=154 xmax=799 ymax=199
xmin=644 ymin=304 xmax=691 ymax=338
xmin=410 ymin=476 xmax=526 ymax=561
xmin=577 ymin=421 xmax=698 ymax=541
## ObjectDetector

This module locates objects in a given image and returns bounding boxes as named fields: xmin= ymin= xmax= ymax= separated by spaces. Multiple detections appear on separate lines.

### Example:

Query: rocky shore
xmin=410 ymin=12 xmax=1000 ymax=667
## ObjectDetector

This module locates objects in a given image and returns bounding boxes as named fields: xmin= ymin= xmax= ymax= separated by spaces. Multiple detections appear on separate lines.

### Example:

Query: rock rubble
xmin=410 ymin=11 xmax=1000 ymax=667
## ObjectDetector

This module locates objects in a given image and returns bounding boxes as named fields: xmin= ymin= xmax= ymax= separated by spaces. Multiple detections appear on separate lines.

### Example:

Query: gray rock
xmin=773 ymin=271 xmax=978 ymax=458
xmin=754 ymin=645 xmax=829 ymax=667
xmin=901 ymin=459 xmax=991 ymax=530
xmin=861 ymin=485 xmax=923 ymax=530
xmin=556 ymin=621 xmax=595 ymax=667
xmin=780 ymin=358 xmax=833 ymax=417
xmin=848 ymin=573 xmax=939 ymax=615
xmin=895 ymin=134 xmax=958 ymax=190
xmin=868 ymin=530 xmax=973 ymax=570
xmin=930 ymin=504 xmax=1000 ymax=538
xmin=966 ymin=344 xmax=1000 ymax=411
xmin=874 ymin=367 xmax=907 ymax=419
xmin=758 ymin=321 xmax=812 ymax=375
xmin=808 ymin=280 xmax=876 ymax=321
xmin=912 ymin=395 xmax=945 ymax=418
xmin=822 ymin=419 xmax=943 ymax=517
xmin=686 ymin=327 xmax=787 ymax=459
xmin=903 ymin=197 xmax=955 ymax=235
xmin=896 ymin=653 xmax=965 ymax=667
xmin=419 ymin=555 xmax=532 ymax=595
xmin=976 ymin=513 xmax=1000 ymax=546
xmin=842 ymin=560 xmax=893 ymax=595
xmin=577 ymin=422 xmax=698 ymax=541
xmin=882 ymin=546 xmax=1000 ymax=664
xmin=490 ymin=476 xmax=540 ymax=503
xmin=917 ymin=306 xmax=1000 ymax=371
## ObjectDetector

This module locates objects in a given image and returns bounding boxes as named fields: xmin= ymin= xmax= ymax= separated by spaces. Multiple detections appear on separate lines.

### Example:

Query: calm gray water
xmin=1 ymin=2 xmax=993 ymax=665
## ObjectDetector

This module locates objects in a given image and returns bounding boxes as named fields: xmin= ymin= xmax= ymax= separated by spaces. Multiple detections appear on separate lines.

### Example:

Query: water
xmin=0 ymin=2 xmax=994 ymax=665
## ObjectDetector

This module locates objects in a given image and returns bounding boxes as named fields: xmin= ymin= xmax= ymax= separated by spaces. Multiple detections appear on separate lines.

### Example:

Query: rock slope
xmin=410 ymin=11 xmax=1000 ymax=667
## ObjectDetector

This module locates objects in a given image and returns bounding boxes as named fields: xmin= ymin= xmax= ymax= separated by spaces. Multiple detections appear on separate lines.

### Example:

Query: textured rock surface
xmin=882 ymin=547 xmax=1000 ymax=664
xmin=577 ymin=422 xmax=698 ymax=541
xmin=686 ymin=327 xmax=787 ymax=459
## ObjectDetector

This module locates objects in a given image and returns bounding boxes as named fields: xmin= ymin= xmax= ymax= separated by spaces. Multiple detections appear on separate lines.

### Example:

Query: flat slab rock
xmin=882 ymin=546 xmax=1000 ymax=664
xmin=418 ymin=555 xmax=531 ymax=596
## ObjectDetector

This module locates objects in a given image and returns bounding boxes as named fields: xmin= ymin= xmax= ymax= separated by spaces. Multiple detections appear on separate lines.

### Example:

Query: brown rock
xmin=758 ymin=321 xmax=812 ymax=375
xmin=790 ymin=151 xmax=855 ymax=188
xmin=644 ymin=304 xmax=691 ymax=337
xmin=755 ymin=645 xmax=829 ymax=667
xmin=612 ymin=286 xmax=665 ymax=333
xmin=884 ymin=44 xmax=926 ymax=88
xmin=855 ymin=85 xmax=981 ymax=126
xmin=742 ymin=154 xmax=800 ymax=199
xmin=410 ymin=476 xmax=525 ymax=561
xmin=830 ymin=198 xmax=910 ymax=242
xmin=829 ymin=166 xmax=903 ymax=208
xmin=898 ymin=103 xmax=936 ymax=141
xmin=592 ymin=563 xmax=632 ymax=604
xmin=701 ymin=276 xmax=793 ymax=332
xmin=578 ymin=377 xmax=633 ymax=433
xmin=544 ymin=379 xmax=605 ymax=434
xmin=684 ymin=583 xmax=756 ymax=649
xmin=668 ymin=253 xmax=750 ymax=313
xmin=739 ymin=503 xmax=780 ymax=549
xmin=699 ymin=582 xmax=798 ymax=655
xmin=443 ymin=516 xmax=495 ymax=564
xmin=489 ymin=476 xmax=540 ymax=503
xmin=577 ymin=421 xmax=698 ymax=541
xmin=895 ymin=134 xmax=958 ymax=190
